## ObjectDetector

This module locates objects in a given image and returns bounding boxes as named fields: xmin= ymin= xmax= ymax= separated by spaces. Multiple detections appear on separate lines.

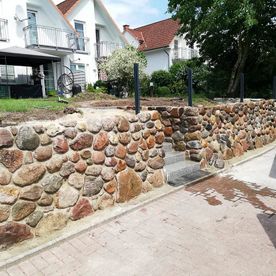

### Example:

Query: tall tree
xmin=168 ymin=0 xmax=276 ymax=96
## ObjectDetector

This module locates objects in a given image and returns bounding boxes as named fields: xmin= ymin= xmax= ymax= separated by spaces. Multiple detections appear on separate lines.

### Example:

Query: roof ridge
xmin=134 ymin=18 xmax=174 ymax=30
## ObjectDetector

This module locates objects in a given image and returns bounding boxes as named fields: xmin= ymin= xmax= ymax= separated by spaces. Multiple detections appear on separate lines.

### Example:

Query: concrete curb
xmin=1 ymin=143 xmax=275 ymax=270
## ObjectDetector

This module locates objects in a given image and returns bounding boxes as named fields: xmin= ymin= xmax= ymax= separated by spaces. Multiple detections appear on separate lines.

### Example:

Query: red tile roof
xmin=126 ymin=18 xmax=180 ymax=51
xmin=57 ymin=0 xmax=80 ymax=15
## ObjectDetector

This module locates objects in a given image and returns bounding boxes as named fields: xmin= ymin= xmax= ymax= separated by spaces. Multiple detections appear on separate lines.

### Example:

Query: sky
xmin=102 ymin=0 xmax=170 ymax=29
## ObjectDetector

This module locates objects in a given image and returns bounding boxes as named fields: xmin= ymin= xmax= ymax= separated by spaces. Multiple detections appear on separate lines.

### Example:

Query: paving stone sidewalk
xmin=1 ymin=183 xmax=276 ymax=276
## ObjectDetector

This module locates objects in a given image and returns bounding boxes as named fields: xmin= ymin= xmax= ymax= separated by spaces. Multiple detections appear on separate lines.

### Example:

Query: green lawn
xmin=0 ymin=98 xmax=68 ymax=112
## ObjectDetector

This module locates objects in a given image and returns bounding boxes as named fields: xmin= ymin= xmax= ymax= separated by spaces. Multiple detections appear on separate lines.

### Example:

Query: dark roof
xmin=0 ymin=47 xmax=61 ymax=66
xmin=57 ymin=0 xmax=80 ymax=15
xmin=126 ymin=18 xmax=180 ymax=51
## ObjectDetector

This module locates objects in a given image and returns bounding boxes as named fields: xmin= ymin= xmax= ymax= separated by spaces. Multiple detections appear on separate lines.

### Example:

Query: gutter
xmin=163 ymin=49 xmax=170 ymax=70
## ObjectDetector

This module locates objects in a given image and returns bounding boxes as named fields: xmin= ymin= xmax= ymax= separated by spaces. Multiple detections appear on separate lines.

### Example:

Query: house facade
xmin=0 ymin=0 xmax=126 ymax=97
xmin=123 ymin=19 xmax=199 ymax=75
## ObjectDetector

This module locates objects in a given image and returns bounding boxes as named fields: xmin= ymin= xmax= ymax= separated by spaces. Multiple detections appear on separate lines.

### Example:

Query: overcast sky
xmin=102 ymin=0 xmax=169 ymax=29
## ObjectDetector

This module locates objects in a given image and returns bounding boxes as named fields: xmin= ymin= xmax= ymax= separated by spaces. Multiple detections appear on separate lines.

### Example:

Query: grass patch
xmin=0 ymin=98 xmax=67 ymax=112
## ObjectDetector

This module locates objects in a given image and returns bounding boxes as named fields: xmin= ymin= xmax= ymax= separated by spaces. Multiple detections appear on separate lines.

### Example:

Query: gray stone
xmin=59 ymin=162 xmax=75 ymax=177
xmin=0 ymin=167 xmax=12 ymax=185
xmin=172 ymin=131 xmax=184 ymax=142
xmin=46 ymin=124 xmax=64 ymax=137
xmin=68 ymin=173 xmax=84 ymax=189
xmin=87 ymin=119 xmax=102 ymax=133
xmin=101 ymin=167 xmax=115 ymax=182
xmin=20 ymin=185 xmax=43 ymax=201
xmin=0 ymin=205 xmax=10 ymax=222
xmin=125 ymin=155 xmax=136 ymax=168
xmin=12 ymin=201 xmax=36 ymax=221
xmin=0 ymin=187 xmax=19 ymax=205
xmin=86 ymin=165 xmax=102 ymax=176
xmin=26 ymin=211 xmax=43 ymax=227
xmin=41 ymin=174 xmax=63 ymax=194
xmin=56 ymin=185 xmax=79 ymax=209
xmin=15 ymin=126 xmax=40 ymax=150
xmin=102 ymin=118 xmax=115 ymax=131
xmin=105 ymin=145 xmax=115 ymax=157
xmin=83 ymin=176 xmax=104 ymax=196
xmin=186 ymin=140 xmax=202 ymax=150
xmin=138 ymin=112 xmax=151 ymax=123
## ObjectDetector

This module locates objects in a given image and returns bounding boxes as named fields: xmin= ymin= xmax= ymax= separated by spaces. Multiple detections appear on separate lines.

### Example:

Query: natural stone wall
xmin=0 ymin=111 xmax=166 ymax=249
xmin=149 ymin=100 xmax=276 ymax=168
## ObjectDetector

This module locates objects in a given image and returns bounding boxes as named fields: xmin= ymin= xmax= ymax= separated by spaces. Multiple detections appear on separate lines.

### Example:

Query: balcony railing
xmin=94 ymin=41 xmax=123 ymax=59
xmin=0 ymin=19 xmax=8 ymax=41
xmin=172 ymin=47 xmax=199 ymax=60
xmin=23 ymin=25 xmax=89 ymax=52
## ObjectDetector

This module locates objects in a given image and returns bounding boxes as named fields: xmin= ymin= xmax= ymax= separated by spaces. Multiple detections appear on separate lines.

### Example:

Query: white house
xmin=123 ymin=18 xmax=199 ymax=75
xmin=0 ymin=0 xmax=126 ymax=98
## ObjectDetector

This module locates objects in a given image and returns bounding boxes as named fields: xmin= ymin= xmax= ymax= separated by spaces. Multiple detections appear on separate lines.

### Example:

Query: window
xmin=70 ymin=63 xmax=85 ymax=72
xmin=74 ymin=21 xmax=85 ymax=51
xmin=0 ymin=65 xmax=15 ymax=82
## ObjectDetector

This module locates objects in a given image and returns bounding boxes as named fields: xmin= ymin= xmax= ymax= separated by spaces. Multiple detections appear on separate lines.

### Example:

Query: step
xmin=163 ymin=142 xmax=173 ymax=153
xmin=164 ymin=160 xmax=201 ymax=183
xmin=165 ymin=151 xmax=186 ymax=165
xmin=168 ymin=170 xmax=211 ymax=187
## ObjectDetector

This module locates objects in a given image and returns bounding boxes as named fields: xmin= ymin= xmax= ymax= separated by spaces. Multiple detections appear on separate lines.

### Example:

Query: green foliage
xmin=93 ymin=80 xmax=108 ymax=89
xmin=86 ymin=83 xmax=107 ymax=94
xmin=156 ymin=86 xmax=172 ymax=97
xmin=47 ymin=90 xmax=57 ymax=97
xmin=151 ymin=70 xmax=172 ymax=87
xmin=168 ymin=0 xmax=276 ymax=96
xmin=140 ymin=75 xmax=151 ymax=97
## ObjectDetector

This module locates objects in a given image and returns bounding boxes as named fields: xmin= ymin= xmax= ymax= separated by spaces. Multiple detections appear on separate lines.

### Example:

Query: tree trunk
xmin=227 ymin=42 xmax=249 ymax=97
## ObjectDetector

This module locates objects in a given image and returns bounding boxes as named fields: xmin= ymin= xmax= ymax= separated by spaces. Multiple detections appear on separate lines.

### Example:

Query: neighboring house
xmin=0 ymin=0 xmax=126 ymax=98
xmin=123 ymin=18 xmax=199 ymax=75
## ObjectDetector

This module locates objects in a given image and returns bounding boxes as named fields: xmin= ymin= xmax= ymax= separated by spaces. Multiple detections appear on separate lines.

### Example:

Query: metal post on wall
xmin=134 ymin=63 xmax=141 ymax=114
xmin=273 ymin=76 xmax=276 ymax=100
xmin=187 ymin=68 xmax=193 ymax=106
xmin=240 ymin=73 xmax=245 ymax=103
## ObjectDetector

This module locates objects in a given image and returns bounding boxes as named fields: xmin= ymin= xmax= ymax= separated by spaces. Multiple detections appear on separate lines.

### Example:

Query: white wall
xmin=123 ymin=31 xmax=139 ymax=48
xmin=144 ymin=49 xmax=171 ymax=76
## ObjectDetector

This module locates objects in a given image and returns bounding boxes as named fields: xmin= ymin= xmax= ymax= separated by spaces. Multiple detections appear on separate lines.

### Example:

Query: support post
xmin=240 ymin=73 xmax=244 ymax=103
xmin=40 ymin=64 xmax=46 ymax=98
xmin=134 ymin=63 xmax=140 ymax=114
xmin=187 ymin=68 xmax=193 ymax=106
xmin=273 ymin=76 xmax=276 ymax=100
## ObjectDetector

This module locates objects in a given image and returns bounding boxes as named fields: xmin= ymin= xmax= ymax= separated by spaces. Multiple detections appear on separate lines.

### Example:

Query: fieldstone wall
xmin=149 ymin=100 xmax=276 ymax=168
xmin=0 ymin=111 xmax=166 ymax=249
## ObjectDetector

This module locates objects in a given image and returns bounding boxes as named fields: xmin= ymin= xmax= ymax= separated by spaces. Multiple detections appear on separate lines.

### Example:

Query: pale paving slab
xmin=1 ymin=183 xmax=276 ymax=276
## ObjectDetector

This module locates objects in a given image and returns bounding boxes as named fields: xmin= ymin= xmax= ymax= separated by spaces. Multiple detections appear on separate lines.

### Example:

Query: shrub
xmin=151 ymin=70 xmax=172 ymax=87
xmin=94 ymin=80 xmax=108 ymax=89
xmin=156 ymin=86 xmax=171 ymax=97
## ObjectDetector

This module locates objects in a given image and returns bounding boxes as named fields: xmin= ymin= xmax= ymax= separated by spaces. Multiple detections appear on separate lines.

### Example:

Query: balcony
xmin=0 ymin=19 xmax=8 ymax=41
xmin=23 ymin=25 xmax=89 ymax=53
xmin=172 ymin=47 xmax=199 ymax=61
xmin=94 ymin=41 xmax=123 ymax=59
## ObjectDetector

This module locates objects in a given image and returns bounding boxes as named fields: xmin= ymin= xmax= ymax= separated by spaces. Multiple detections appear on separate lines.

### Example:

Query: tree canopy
xmin=168 ymin=0 xmax=276 ymax=96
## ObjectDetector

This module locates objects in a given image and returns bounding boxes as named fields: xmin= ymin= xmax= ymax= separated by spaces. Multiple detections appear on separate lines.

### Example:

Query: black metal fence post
xmin=273 ymin=76 xmax=276 ymax=100
xmin=240 ymin=73 xmax=245 ymax=102
xmin=134 ymin=63 xmax=141 ymax=114
xmin=187 ymin=68 xmax=193 ymax=106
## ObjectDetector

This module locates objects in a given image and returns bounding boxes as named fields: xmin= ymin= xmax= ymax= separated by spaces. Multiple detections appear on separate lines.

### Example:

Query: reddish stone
xmin=115 ymin=144 xmax=127 ymax=159
xmin=34 ymin=146 xmax=52 ymax=161
xmin=70 ymin=133 xmax=93 ymax=151
xmin=223 ymin=148 xmax=234 ymax=160
xmin=162 ymin=120 xmax=171 ymax=127
xmin=127 ymin=142 xmax=139 ymax=154
xmin=148 ymin=156 xmax=165 ymax=169
xmin=53 ymin=137 xmax=69 ymax=154
xmin=116 ymin=169 xmax=142 ymax=203
xmin=232 ymin=143 xmax=244 ymax=157
xmin=0 ymin=129 xmax=13 ymax=148
xmin=93 ymin=132 xmax=109 ymax=151
xmin=75 ymin=160 xmax=87 ymax=173
xmin=92 ymin=151 xmax=105 ymax=164
xmin=117 ymin=117 xmax=130 ymax=132
xmin=69 ymin=152 xmax=80 ymax=163
xmin=164 ymin=127 xmax=173 ymax=137
xmin=146 ymin=135 xmax=155 ymax=149
xmin=139 ymin=139 xmax=148 ymax=150
xmin=151 ymin=111 xmax=160 ymax=121
xmin=155 ymin=132 xmax=165 ymax=144
xmin=116 ymin=160 xmax=127 ymax=172
xmin=141 ymin=150 xmax=149 ymax=161
xmin=0 ymin=149 xmax=23 ymax=173
xmin=71 ymin=198 xmax=93 ymax=221
xmin=240 ymin=140 xmax=249 ymax=151
xmin=0 ymin=222 xmax=33 ymax=249
xmin=64 ymin=128 xmax=78 ymax=139
xmin=104 ymin=179 xmax=117 ymax=194
xmin=170 ymin=107 xmax=182 ymax=118
xmin=255 ymin=137 xmax=263 ymax=148
xmin=205 ymin=147 xmax=214 ymax=161
xmin=119 ymin=133 xmax=131 ymax=145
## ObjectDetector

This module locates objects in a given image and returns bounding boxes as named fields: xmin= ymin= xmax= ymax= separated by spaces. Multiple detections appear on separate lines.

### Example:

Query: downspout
xmin=164 ymin=48 xmax=170 ymax=70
